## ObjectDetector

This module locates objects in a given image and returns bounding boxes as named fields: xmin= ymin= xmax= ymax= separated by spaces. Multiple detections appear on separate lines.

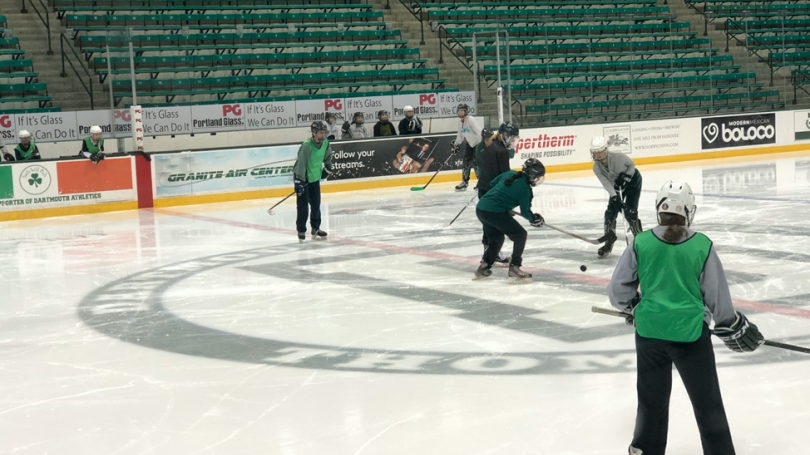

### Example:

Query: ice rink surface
xmin=2 ymin=152 xmax=810 ymax=454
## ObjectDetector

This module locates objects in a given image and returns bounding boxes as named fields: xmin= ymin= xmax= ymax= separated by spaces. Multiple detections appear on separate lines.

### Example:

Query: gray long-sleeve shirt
xmin=608 ymin=225 xmax=737 ymax=328
xmin=593 ymin=151 xmax=636 ymax=197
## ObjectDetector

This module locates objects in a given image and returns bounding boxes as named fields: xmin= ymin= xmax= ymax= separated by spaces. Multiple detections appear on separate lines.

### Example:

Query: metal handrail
xmin=23 ymin=0 xmax=53 ymax=55
xmin=397 ymin=0 xmax=425 ymax=45
xmin=60 ymin=33 xmax=94 ymax=109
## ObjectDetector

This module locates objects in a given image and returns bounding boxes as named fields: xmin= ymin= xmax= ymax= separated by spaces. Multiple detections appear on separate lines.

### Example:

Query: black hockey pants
xmin=296 ymin=180 xmax=321 ymax=233
xmin=477 ymin=208 xmax=526 ymax=267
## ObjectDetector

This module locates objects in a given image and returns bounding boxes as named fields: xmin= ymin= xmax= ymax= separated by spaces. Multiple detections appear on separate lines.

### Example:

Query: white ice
xmin=1 ymin=152 xmax=810 ymax=454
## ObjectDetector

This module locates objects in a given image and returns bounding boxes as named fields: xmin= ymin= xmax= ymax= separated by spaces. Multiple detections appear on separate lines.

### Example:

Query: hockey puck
xmin=580 ymin=265 xmax=587 ymax=272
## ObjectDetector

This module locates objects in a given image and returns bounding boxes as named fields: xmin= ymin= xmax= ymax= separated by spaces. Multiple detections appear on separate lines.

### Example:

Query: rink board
xmin=3 ymin=108 xmax=810 ymax=219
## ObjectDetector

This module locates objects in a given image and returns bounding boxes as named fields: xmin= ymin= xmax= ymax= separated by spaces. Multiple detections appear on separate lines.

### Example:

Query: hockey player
xmin=341 ymin=112 xmax=372 ymax=139
xmin=325 ymin=112 xmax=341 ymax=140
xmin=476 ymin=123 xmax=519 ymax=266
xmin=609 ymin=180 xmax=764 ymax=455
xmin=2 ymin=130 xmax=41 ymax=161
xmin=398 ymin=106 xmax=422 ymax=136
xmin=475 ymin=158 xmax=545 ymax=284
xmin=79 ymin=125 xmax=105 ymax=164
xmin=453 ymin=103 xmax=482 ymax=191
xmin=591 ymin=135 xmax=643 ymax=257
xmin=373 ymin=110 xmax=397 ymax=137
xmin=293 ymin=121 xmax=333 ymax=242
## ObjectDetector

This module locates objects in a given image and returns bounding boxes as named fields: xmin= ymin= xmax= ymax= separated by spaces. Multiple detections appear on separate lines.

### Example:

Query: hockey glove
xmin=614 ymin=172 xmax=632 ymax=192
xmin=451 ymin=141 xmax=460 ymax=155
xmin=608 ymin=194 xmax=623 ymax=212
xmin=294 ymin=177 xmax=307 ymax=197
xmin=712 ymin=311 xmax=764 ymax=353
xmin=2 ymin=152 xmax=15 ymax=162
xmin=622 ymin=296 xmax=641 ymax=326
xmin=341 ymin=121 xmax=351 ymax=136
xmin=530 ymin=213 xmax=545 ymax=228
xmin=90 ymin=153 xmax=104 ymax=164
xmin=320 ymin=164 xmax=332 ymax=180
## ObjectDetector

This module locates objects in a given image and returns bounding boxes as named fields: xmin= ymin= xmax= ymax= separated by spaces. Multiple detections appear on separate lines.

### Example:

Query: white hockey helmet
xmin=90 ymin=125 xmax=103 ymax=135
xmin=590 ymin=136 xmax=608 ymax=159
xmin=656 ymin=181 xmax=697 ymax=227
xmin=404 ymin=105 xmax=414 ymax=114
xmin=18 ymin=130 xmax=31 ymax=139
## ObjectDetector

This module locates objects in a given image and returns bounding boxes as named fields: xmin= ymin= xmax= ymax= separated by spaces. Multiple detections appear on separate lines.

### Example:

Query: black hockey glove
xmin=341 ymin=121 xmax=351 ymax=136
xmin=608 ymin=194 xmax=623 ymax=212
xmin=90 ymin=152 xmax=105 ymax=164
xmin=712 ymin=311 xmax=764 ymax=353
xmin=451 ymin=141 xmax=460 ymax=154
xmin=2 ymin=152 xmax=15 ymax=162
xmin=614 ymin=172 xmax=632 ymax=192
xmin=530 ymin=213 xmax=545 ymax=228
xmin=320 ymin=164 xmax=332 ymax=180
xmin=622 ymin=296 xmax=641 ymax=326
xmin=294 ymin=177 xmax=307 ymax=197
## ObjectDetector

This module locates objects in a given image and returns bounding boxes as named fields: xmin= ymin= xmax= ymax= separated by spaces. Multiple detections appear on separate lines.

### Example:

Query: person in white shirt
xmin=453 ymin=103 xmax=482 ymax=191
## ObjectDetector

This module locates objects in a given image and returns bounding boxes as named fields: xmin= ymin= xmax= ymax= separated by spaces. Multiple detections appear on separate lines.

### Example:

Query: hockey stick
xmin=267 ymin=191 xmax=295 ymax=216
xmin=447 ymin=193 xmax=478 ymax=227
xmin=268 ymin=171 xmax=335 ymax=216
xmin=618 ymin=187 xmax=630 ymax=246
xmin=544 ymin=223 xmax=602 ymax=245
xmin=411 ymin=142 xmax=454 ymax=192
xmin=591 ymin=306 xmax=810 ymax=355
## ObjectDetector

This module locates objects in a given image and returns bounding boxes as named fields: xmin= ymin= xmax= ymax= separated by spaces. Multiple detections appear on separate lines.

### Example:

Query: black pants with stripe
xmin=632 ymin=324 xmax=735 ymax=455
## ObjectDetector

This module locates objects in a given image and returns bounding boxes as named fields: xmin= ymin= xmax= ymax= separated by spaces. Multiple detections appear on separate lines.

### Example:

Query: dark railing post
xmin=725 ymin=19 xmax=730 ymax=52
xmin=60 ymin=34 xmax=67 ymax=77
xmin=45 ymin=0 xmax=52 ymax=55
xmin=21 ymin=0 xmax=27 ymax=13
xmin=438 ymin=28 xmax=444 ymax=64
xmin=419 ymin=10 xmax=425 ymax=45
xmin=89 ymin=75 xmax=94 ymax=110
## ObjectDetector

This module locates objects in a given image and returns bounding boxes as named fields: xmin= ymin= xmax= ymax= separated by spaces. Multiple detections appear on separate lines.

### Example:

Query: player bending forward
xmin=475 ymin=158 xmax=545 ymax=284
xmin=79 ymin=125 xmax=105 ymax=164
xmin=293 ymin=121 xmax=333 ymax=242
xmin=591 ymin=136 xmax=643 ymax=257
xmin=609 ymin=181 xmax=764 ymax=455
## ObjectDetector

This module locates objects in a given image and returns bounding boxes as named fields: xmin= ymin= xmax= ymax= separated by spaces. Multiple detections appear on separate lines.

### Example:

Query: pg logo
xmin=113 ymin=110 xmax=131 ymax=122
xmin=222 ymin=104 xmax=242 ymax=117
xmin=419 ymin=94 xmax=436 ymax=105
xmin=0 ymin=115 xmax=11 ymax=128
xmin=324 ymin=99 xmax=342 ymax=111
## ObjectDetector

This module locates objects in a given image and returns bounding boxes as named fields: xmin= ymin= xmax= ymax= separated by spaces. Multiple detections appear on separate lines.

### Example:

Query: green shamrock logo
xmin=28 ymin=173 xmax=42 ymax=188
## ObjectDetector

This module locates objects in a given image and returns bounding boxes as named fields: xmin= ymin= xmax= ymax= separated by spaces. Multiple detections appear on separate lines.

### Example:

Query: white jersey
xmin=455 ymin=115 xmax=482 ymax=147
xmin=348 ymin=124 xmax=372 ymax=139
xmin=327 ymin=122 xmax=342 ymax=140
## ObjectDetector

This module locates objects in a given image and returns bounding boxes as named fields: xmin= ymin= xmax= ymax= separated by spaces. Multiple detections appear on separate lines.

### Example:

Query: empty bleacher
xmin=685 ymin=0 xmax=810 ymax=102
xmin=53 ymin=0 xmax=451 ymax=107
xmin=0 ymin=15 xmax=55 ymax=112
xmin=419 ymin=0 xmax=783 ymax=125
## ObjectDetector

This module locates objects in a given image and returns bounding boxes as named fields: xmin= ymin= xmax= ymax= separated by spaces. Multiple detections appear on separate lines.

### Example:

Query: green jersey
xmin=633 ymin=230 xmax=713 ymax=342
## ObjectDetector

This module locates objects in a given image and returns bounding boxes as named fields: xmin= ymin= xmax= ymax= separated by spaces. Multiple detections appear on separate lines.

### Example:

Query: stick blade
xmin=267 ymin=209 xmax=276 ymax=216
xmin=410 ymin=187 xmax=425 ymax=191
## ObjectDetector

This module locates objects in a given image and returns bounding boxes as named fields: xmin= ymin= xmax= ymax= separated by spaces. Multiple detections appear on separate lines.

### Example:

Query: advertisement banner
xmin=0 ymin=113 xmax=14 ymax=144
xmin=143 ymin=106 xmax=192 ymax=136
xmin=392 ymin=93 xmax=440 ymax=120
xmin=295 ymin=98 xmax=345 ymax=127
xmin=329 ymin=134 xmax=460 ymax=180
xmin=131 ymin=106 xmax=144 ymax=152
xmin=343 ymin=96 xmax=394 ymax=126
xmin=438 ymin=92 xmax=477 ymax=118
xmin=153 ymin=145 xmax=299 ymax=198
xmin=191 ymin=103 xmax=246 ymax=133
xmin=0 ymin=157 xmax=135 ymax=211
xmin=75 ymin=109 xmax=114 ymax=139
xmin=701 ymin=113 xmax=776 ymax=150
xmin=244 ymin=101 xmax=297 ymax=131
xmin=794 ymin=110 xmax=810 ymax=141
xmin=15 ymin=112 xmax=79 ymax=143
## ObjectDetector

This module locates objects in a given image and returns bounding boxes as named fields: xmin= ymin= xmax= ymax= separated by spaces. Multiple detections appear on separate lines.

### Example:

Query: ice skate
xmin=455 ymin=181 xmax=468 ymax=192
xmin=297 ymin=232 xmax=306 ymax=243
xmin=628 ymin=446 xmax=643 ymax=455
xmin=493 ymin=251 xmax=511 ymax=267
xmin=311 ymin=229 xmax=328 ymax=241
xmin=508 ymin=264 xmax=532 ymax=284
xmin=473 ymin=261 xmax=492 ymax=280
xmin=598 ymin=220 xmax=617 ymax=258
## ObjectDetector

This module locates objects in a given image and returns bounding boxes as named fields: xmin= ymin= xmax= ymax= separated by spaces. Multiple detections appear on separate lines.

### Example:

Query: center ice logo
xmin=19 ymin=165 xmax=51 ymax=195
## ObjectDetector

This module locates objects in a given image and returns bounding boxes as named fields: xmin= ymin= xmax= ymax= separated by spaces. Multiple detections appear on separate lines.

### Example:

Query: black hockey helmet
xmin=311 ymin=120 xmax=329 ymax=135
xmin=377 ymin=110 xmax=390 ymax=120
xmin=498 ymin=122 xmax=519 ymax=138
xmin=353 ymin=112 xmax=365 ymax=124
xmin=481 ymin=127 xmax=494 ymax=141
xmin=324 ymin=112 xmax=337 ymax=124
xmin=522 ymin=158 xmax=546 ymax=185
xmin=457 ymin=103 xmax=470 ymax=117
